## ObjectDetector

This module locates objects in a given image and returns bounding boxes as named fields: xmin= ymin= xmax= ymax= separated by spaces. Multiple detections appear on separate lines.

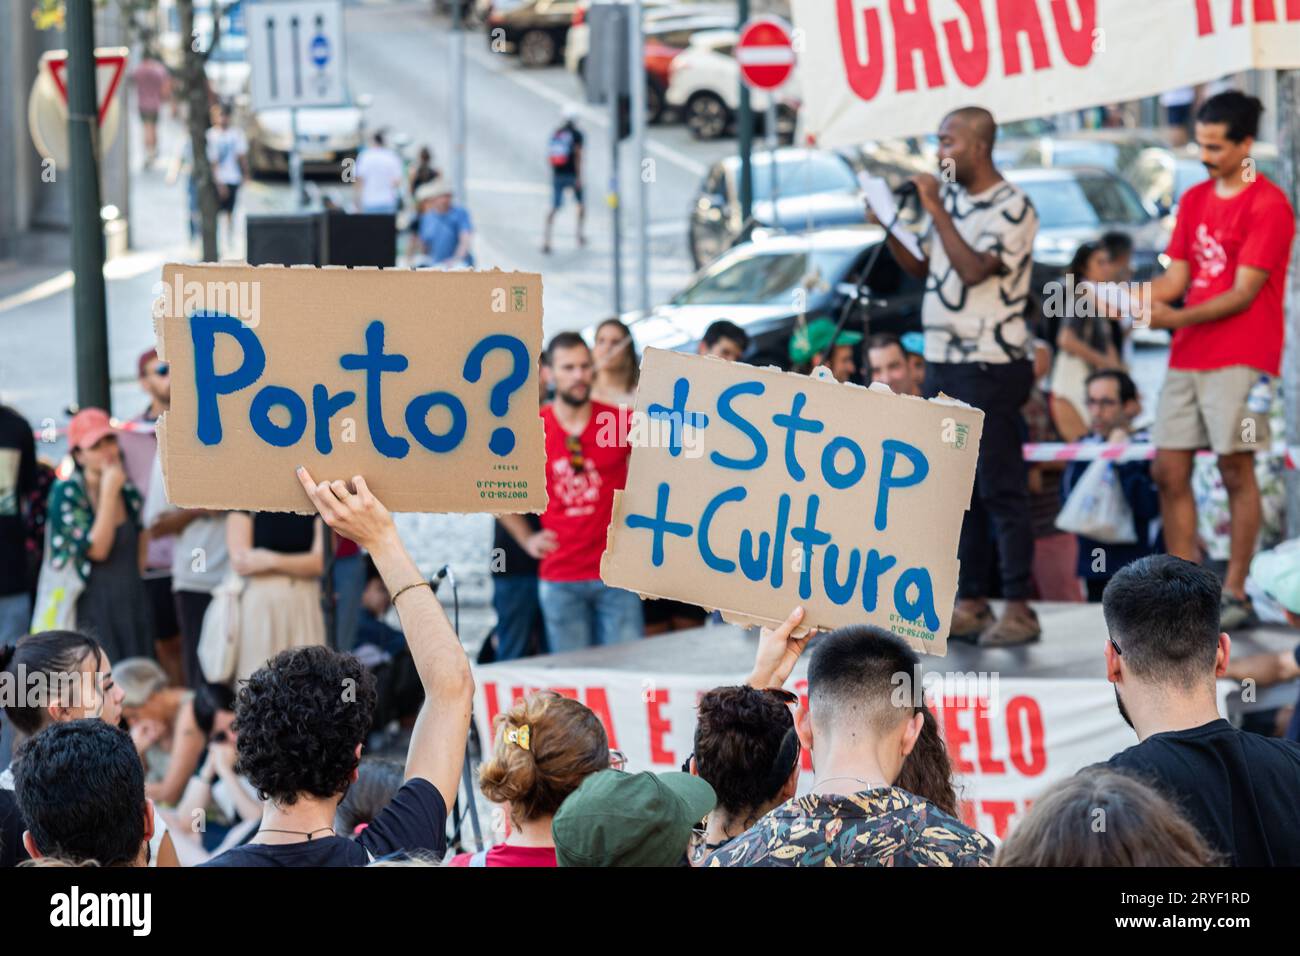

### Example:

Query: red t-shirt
xmin=539 ymin=401 xmax=631 ymax=582
xmin=447 ymin=844 xmax=558 ymax=867
xmin=1165 ymin=175 xmax=1295 ymax=375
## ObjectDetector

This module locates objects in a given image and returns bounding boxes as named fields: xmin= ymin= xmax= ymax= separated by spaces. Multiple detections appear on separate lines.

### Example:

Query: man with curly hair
xmin=202 ymin=468 xmax=474 ymax=866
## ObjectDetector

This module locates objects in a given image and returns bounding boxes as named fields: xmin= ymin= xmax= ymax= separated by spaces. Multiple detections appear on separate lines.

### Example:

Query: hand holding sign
xmin=747 ymin=606 xmax=810 ymax=690
xmin=295 ymin=466 xmax=396 ymax=554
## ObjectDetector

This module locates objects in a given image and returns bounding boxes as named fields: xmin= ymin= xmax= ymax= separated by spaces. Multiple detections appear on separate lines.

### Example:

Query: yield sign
xmin=45 ymin=47 xmax=129 ymax=126
xmin=736 ymin=17 xmax=795 ymax=91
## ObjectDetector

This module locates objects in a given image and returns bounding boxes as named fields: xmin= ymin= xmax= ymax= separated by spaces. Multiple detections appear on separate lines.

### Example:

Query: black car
xmin=689 ymin=148 xmax=868 ymax=268
xmin=485 ymin=0 xmax=579 ymax=66
xmin=602 ymin=227 xmax=925 ymax=370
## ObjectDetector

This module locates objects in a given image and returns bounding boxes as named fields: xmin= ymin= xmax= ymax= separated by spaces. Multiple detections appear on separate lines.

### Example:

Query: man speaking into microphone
xmin=875 ymin=106 xmax=1041 ymax=647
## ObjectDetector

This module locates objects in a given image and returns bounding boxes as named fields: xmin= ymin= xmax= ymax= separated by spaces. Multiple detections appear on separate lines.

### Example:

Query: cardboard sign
xmin=600 ymin=350 xmax=984 ymax=655
xmin=154 ymin=264 xmax=547 ymax=514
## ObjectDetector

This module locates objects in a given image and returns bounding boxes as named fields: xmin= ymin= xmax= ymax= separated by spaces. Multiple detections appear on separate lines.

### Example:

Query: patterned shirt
xmin=708 ymin=787 xmax=994 ymax=868
xmin=46 ymin=472 xmax=143 ymax=583
xmin=921 ymin=180 xmax=1038 ymax=365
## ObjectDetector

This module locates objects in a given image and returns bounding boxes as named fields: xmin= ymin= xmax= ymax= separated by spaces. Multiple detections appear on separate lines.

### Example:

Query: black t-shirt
xmin=252 ymin=513 xmax=316 ymax=554
xmin=551 ymin=123 xmax=583 ymax=176
xmin=492 ymin=514 xmax=540 ymax=577
xmin=200 ymin=777 xmax=446 ymax=867
xmin=0 ymin=406 xmax=37 ymax=598
xmin=1105 ymin=719 xmax=1300 ymax=866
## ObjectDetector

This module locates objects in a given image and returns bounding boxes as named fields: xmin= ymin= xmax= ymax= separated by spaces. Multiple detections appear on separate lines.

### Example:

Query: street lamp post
xmin=66 ymin=0 xmax=111 ymax=412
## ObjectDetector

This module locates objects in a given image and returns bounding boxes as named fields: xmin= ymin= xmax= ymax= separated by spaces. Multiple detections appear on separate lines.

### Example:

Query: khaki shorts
xmin=1153 ymin=366 xmax=1271 ymax=455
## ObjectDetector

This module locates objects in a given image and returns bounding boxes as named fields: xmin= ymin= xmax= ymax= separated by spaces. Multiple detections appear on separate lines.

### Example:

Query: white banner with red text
xmin=473 ymin=665 xmax=1193 ymax=840
xmin=791 ymin=0 xmax=1300 ymax=147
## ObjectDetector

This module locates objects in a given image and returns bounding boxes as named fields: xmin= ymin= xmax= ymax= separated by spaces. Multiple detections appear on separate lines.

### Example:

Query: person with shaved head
xmin=870 ymin=105 xmax=1041 ymax=647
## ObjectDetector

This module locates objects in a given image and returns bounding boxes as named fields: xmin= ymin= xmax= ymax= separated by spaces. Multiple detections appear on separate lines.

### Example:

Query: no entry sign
xmin=736 ymin=17 xmax=795 ymax=91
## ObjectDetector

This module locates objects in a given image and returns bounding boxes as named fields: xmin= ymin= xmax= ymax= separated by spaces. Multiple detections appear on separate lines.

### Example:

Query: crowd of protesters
xmin=0 ymin=85 xmax=1298 ymax=869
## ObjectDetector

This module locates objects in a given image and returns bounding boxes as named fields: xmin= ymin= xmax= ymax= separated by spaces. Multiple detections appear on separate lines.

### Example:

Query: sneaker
xmin=979 ymin=606 xmax=1042 ymax=647
xmin=949 ymin=603 xmax=995 ymax=642
xmin=1219 ymin=592 xmax=1254 ymax=630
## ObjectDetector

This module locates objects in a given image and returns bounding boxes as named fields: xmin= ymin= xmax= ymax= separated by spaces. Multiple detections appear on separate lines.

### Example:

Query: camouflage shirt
xmin=707 ymin=787 xmax=994 ymax=868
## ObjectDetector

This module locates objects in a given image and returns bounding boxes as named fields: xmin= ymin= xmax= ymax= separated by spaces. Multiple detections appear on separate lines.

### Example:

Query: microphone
xmin=429 ymin=565 xmax=450 ymax=595
xmin=894 ymin=181 xmax=918 ymax=199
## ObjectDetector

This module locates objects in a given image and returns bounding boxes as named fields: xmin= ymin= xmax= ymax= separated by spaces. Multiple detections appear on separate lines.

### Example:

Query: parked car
xmin=665 ymin=29 xmax=798 ymax=140
xmin=485 ymin=0 xmax=580 ymax=67
xmin=596 ymin=227 xmax=924 ymax=369
xmin=689 ymin=147 xmax=870 ymax=267
xmin=564 ymin=0 xmax=690 ymax=77
xmin=246 ymin=97 xmax=372 ymax=178
xmin=1005 ymin=165 xmax=1172 ymax=345
xmin=643 ymin=12 xmax=737 ymax=123
xmin=1128 ymin=140 xmax=1280 ymax=216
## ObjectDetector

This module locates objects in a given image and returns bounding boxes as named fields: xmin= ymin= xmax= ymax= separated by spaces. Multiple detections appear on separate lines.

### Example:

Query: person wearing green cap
xmin=787 ymin=318 xmax=862 ymax=384
xmin=1229 ymin=542 xmax=1300 ymax=743
xmin=552 ymin=769 xmax=716 ymax=867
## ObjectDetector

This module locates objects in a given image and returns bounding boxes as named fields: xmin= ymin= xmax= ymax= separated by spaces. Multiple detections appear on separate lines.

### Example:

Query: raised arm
xmin=296 ymin=467 xmax=473 ymax=814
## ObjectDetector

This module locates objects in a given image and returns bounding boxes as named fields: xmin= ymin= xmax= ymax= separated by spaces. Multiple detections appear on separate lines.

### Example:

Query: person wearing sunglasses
xmin=684 ymin=684 xmax=801 ymax=863
xmin=498 ymin=332 xmax=643 ymax=654
xmin=710 ymin=607 xmax=994 ymax=867
xmin=1059 ymin=369 xmax=1162 ymax=603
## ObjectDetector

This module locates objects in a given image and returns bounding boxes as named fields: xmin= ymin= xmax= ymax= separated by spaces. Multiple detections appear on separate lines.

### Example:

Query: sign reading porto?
xmin=154 ymin=264 xmax=546 ymax=515
xmin=601 ymin=350 xmax=984 ymax=656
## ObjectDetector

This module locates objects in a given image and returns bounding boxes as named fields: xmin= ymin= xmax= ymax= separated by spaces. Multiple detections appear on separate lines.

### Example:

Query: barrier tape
xmin=1023 ymin=441 xmax=1299 ymax=470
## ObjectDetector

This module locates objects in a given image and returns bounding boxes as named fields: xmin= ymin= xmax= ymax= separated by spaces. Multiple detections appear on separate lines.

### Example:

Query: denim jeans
xmin=332 ymin=553 xmax=367 ymax=652
xmin=492 ymin=574 xmax=545 ymax=661
xmin=537 ymin=579 xmax=643 ymax=654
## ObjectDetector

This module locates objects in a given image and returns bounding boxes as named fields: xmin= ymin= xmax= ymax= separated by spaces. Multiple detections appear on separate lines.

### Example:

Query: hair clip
xmin=505 ymin=724 xmax=531 ymax=751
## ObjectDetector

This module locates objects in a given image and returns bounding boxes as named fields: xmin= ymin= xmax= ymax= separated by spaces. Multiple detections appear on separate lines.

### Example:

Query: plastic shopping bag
xmin=1055 ymin=458 xmax=1138 ymax=544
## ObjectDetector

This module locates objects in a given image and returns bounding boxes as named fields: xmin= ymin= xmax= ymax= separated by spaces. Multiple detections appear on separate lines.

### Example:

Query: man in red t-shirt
xmin=498 ymin=332 xmax=642 ymax=652
xmin=1145 ymin=91 xmax=1296 ymax=628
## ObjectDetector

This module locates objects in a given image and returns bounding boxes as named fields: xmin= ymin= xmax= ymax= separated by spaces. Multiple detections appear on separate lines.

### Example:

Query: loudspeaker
xmin=245 ymin=213 xmax=320 ymax=266
xmin=321 ymin=211 xmax=397 ymax=267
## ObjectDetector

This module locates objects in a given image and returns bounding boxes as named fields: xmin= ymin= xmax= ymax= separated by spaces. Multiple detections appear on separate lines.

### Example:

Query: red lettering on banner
xmin=583 ymin=687 xmax=621 ymax=751
xmin=981 ymin=799 xmax=1019 ymax=838
xmin=551 ymin=687 xmax=579 ymax=701
xmin=1232 ymin=0 xmax=1300 ymax=22
xmin=1050 ymin=0 xmax=1096 ymax=67
xmin=647 ymin=691 xmax=675 ymax=765
xmin=995 ymin=0 xmax=1052 ymax=75
xmin=837 ymin=0 xmax=885 ymax=101
xmin=1006 ymin=695 xmax=1047 ymax=776
xmin=959 ymin=799 xmax=976 ymax=828
xmin=483 ymin=681 xmax=501 ymax=729
xmin=941 ymin=697 xmax=975 ymax=773
xmin=942 ymin=0 xmax=990 ymax=87
xmin=890 ymin=0 xmax=945 ymax=92
xmin=1196 ymin=0 xmax=1215 ymax=34
xmin=973 ymin=700 xmax=1007 ymax=774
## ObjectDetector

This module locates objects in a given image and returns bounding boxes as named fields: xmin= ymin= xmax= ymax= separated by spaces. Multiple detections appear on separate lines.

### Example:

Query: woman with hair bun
xmin=448 ymin=690 xmax=612 ymax=867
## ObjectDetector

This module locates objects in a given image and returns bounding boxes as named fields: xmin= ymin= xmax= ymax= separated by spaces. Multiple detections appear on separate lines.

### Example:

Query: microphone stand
xmin=825 ymin=189 xmax=914 ymax=359
xmin=430 ymin=564 xmax=484 ymax=853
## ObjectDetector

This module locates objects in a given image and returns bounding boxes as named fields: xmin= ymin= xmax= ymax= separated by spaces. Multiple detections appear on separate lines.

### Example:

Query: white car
xmin=664 ymin=29 xmax=799 ymax=140
xmin=246 ymin=101 xmax=371 ymax=177
xmin=564 ymin=0 xmax=691 ymax=77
